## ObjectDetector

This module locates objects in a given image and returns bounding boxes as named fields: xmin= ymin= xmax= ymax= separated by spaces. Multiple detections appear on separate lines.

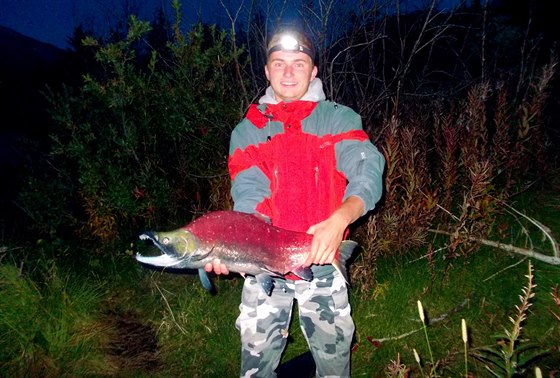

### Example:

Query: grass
xmin=350 ymin=248 xmax=559 ymax=376
xmin=1 ymin=247 xmax=558 ymax=377
xmin=0 ymin=262 xmax=115 ymax=377
xmin=1 ymin=188 xmax=559 ymax=377
xmin=122 ymin=226 xmax=559 ymax=377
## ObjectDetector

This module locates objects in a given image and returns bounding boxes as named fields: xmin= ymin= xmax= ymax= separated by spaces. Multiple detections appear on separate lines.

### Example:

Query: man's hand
xmin=204 ymin=259 xmax=230 ymax=275
xmin=304 ymin=196 xmax=365 ymax=267
xmin=305 ymin=214 xmax=347 ymax=266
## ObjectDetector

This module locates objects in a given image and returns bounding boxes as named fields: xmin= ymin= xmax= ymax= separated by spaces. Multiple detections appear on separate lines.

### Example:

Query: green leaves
xmin=21 ymin=15 xmax=245 ymax=250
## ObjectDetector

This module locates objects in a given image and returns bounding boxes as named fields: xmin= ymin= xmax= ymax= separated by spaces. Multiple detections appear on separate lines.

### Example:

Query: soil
xmin=103 ymin=309 xmax=161 ymax=374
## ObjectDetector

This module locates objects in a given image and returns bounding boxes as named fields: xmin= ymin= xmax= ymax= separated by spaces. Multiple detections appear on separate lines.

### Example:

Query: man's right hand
xmin=204 ymin=259 xmax=230 ymax=275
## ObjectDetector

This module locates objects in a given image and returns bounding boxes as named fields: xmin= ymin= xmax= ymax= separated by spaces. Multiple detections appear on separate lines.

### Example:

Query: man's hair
xmin=266 ymin=29 xmax=316 ymax=62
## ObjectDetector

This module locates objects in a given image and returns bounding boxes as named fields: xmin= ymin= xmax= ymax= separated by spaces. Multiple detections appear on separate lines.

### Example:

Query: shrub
xmin=19 ymin=9 xmax=245 ymax=255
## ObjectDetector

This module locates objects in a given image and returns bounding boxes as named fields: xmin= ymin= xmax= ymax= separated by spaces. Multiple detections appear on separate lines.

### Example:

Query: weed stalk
xmin=417 ymin=300 xmax=436 ymax=376
xmin=474 ymin=261 xmax=546 ymax=376
xmin=462 ymin=318 xmax=468 ymax=377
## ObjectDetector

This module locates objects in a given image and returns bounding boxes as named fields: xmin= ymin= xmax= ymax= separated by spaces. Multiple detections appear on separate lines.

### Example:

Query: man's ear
xmin=311 ymin=65 xmax=318 ymax=80
xmin=265 ymin=65 xmax=270 ymax=81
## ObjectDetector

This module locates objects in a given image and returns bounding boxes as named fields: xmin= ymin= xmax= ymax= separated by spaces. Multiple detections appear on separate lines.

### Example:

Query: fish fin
xmin=291 ymin=266 xmax=314 ymax=281
xmin=334 ymin=240 xmax=358 ymax=285
xmin=332 ymin=260 xmax=349 ymax=285
xmin=339 ymin=240 xmax=358 ymax=262
xmin=198 ymin=269 xmax=215 ymax=293
xmin=255 ymin=274 xmax=274 ymax=296
xmin=190 ymin=247 xmax=214 ymax=262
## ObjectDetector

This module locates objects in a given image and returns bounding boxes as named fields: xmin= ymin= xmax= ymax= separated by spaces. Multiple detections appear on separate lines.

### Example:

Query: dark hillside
xmin=0 ymin=26 xmax=66 ymax=232
xmin=0 ymin=25 xmax=65 ymax=132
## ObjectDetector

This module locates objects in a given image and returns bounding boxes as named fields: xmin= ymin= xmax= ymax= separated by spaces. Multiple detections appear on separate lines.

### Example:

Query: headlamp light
xmin=280 ymin=35 xmax=299 ymax=51
xmin=267 ymin=33 xmax=315 ymax=60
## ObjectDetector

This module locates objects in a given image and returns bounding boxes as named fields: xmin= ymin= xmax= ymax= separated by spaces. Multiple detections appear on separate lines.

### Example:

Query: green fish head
xmin=139 ymin=229 xmax=200 ymax=262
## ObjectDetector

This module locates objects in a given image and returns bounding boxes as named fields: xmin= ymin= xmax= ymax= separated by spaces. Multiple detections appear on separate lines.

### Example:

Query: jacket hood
xmin=258 ymin=78 xmax=326 ymax=105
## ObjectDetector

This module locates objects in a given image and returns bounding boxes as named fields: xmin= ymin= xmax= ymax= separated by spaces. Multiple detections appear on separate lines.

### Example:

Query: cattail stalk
xmin=413 ymin=348 xmax=426 ymax=378
xmin=417 ymin=301 xmax=435 ymax=371
xmin=462 ymin=318 xmax=468 ymax=377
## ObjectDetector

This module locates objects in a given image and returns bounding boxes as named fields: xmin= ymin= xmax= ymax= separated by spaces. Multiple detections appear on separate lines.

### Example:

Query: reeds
xmin=354 ymin=58 xmax=556 ymax=290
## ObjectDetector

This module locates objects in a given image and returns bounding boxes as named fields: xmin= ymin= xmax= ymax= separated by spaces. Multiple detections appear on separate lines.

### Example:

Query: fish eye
xmin=162 ymin=237 xmax=169 ymax=245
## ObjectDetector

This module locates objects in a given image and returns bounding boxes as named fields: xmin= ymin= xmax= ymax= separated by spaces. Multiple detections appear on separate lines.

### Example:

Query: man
xmin=206 ymin=29 xmax=385 ymax=377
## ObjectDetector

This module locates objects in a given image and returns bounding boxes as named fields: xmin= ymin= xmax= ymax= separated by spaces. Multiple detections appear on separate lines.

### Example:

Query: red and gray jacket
xmin=228 ymin=78 xmax=385 ymax=233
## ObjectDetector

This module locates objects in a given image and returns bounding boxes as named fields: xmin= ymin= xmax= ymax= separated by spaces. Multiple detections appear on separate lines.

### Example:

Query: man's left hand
xmin=304 ymin=196 xmax=365 ymax=267
xmin=305 ymin=214 xmax=347 ymax=266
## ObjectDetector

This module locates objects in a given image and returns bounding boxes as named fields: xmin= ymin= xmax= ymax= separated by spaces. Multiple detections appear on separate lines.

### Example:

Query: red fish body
xmin=185 ymin=211 xmax=315 ymax=274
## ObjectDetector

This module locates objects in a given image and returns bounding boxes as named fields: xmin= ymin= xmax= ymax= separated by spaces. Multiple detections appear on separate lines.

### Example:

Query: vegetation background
xmin=1 ymin=0 xmax=559 ymax=376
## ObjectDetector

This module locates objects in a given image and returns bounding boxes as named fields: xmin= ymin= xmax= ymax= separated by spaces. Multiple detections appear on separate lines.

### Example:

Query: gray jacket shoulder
xmin=303 ymin=101 xmax=363 ymax=136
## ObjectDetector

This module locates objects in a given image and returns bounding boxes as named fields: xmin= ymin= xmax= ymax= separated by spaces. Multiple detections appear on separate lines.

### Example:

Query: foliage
xmin=19 ymin=8 xmax=245 ymax=254
xmin=8 ymin=1 xmax=555 ymax=303
xmin=352 ymin=58 xmax=557 ymax=288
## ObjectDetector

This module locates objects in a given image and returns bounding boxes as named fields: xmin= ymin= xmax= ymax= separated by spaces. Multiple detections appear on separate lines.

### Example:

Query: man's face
xmin=265 ymin=50 xmax=318 ymax=102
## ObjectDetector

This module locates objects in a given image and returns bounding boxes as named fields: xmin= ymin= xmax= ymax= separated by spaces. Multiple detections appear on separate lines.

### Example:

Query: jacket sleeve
xmin=228 ymin=119 xmax=272 ymax=217
xmin=333 ymin=108 xmax=385 ymax=214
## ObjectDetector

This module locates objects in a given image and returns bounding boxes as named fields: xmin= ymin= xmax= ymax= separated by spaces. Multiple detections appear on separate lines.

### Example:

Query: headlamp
xmin=267 ymin=33 xmax=315 ymax=60
xmin=280 ymin=35 xmax=299 ymax=51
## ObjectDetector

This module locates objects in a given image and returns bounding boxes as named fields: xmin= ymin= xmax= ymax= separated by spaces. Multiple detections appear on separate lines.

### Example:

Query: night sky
xmin=0 ymin=0 xmax=238 ymax=49
xmin=0 ymin=0 xmax=463 ymax=49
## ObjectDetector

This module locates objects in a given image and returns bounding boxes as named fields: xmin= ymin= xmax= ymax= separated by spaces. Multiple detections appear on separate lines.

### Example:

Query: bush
xmin=19 ymin=11 xmax=245 ymax=255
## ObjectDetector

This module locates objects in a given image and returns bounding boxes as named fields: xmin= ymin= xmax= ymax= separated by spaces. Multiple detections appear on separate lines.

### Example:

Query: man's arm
xmin=206 ymin=119 xmax=271 ymax=276
xmin=305 ymin=106 xmax=385 ymax=267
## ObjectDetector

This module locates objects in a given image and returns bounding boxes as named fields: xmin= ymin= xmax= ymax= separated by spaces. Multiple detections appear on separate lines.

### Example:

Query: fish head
xmin=136 ymin=228 xmax=201 ymax=268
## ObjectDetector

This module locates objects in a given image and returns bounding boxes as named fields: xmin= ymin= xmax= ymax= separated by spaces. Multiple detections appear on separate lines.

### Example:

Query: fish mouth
xmin=136 ymin=231 xmax=185 ymax=268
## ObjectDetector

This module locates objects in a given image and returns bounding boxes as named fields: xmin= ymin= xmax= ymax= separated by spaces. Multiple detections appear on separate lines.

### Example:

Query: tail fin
xmin=332 ymin=240 xmax=358 ymax=284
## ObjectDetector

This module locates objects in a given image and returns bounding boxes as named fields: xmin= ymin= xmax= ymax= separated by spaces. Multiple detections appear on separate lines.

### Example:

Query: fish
xmin=136 ymin=210 xmax=357 ymax=295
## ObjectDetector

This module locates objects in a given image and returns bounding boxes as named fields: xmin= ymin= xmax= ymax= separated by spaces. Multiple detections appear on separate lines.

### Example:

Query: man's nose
xmin=283 ymin=65 xmax=294 ymax=76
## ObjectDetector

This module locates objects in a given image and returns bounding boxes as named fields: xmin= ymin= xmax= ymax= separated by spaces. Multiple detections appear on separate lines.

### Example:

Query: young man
xmin=206 ymin=29 xmax=385 ymax=377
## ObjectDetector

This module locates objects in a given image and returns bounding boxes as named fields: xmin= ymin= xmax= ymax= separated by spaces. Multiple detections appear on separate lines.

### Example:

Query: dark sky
xmin=0 ymin=0 xmax=464 ymax=49
xmin=0 ymin=0 xmax=237 ymax=48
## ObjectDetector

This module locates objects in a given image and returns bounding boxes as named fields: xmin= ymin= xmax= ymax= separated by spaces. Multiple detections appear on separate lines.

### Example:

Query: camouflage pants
xmin=235 ymin=269 xmax=354 ymax=378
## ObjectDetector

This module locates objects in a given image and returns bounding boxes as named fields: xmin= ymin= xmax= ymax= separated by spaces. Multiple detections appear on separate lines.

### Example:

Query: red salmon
xmin=136 ymin=210 xmax=357 ymax=295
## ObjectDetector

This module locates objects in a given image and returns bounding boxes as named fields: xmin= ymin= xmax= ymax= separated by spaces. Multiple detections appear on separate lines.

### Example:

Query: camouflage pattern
xmin=236 ymin=269 xmax=354 ymax=377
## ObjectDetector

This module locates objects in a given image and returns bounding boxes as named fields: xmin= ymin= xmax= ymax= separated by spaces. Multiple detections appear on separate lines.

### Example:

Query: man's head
xmin=265 ymin=29 xmax=318 ymax=103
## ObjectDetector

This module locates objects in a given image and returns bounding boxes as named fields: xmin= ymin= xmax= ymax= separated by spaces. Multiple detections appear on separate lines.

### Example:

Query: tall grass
xmin=0 ymin=262 xmax=114 ymax=376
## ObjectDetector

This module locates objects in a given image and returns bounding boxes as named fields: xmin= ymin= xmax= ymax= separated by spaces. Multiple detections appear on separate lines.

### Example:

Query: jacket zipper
xmin=358 ymin=151 xmax=367 ymax=175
